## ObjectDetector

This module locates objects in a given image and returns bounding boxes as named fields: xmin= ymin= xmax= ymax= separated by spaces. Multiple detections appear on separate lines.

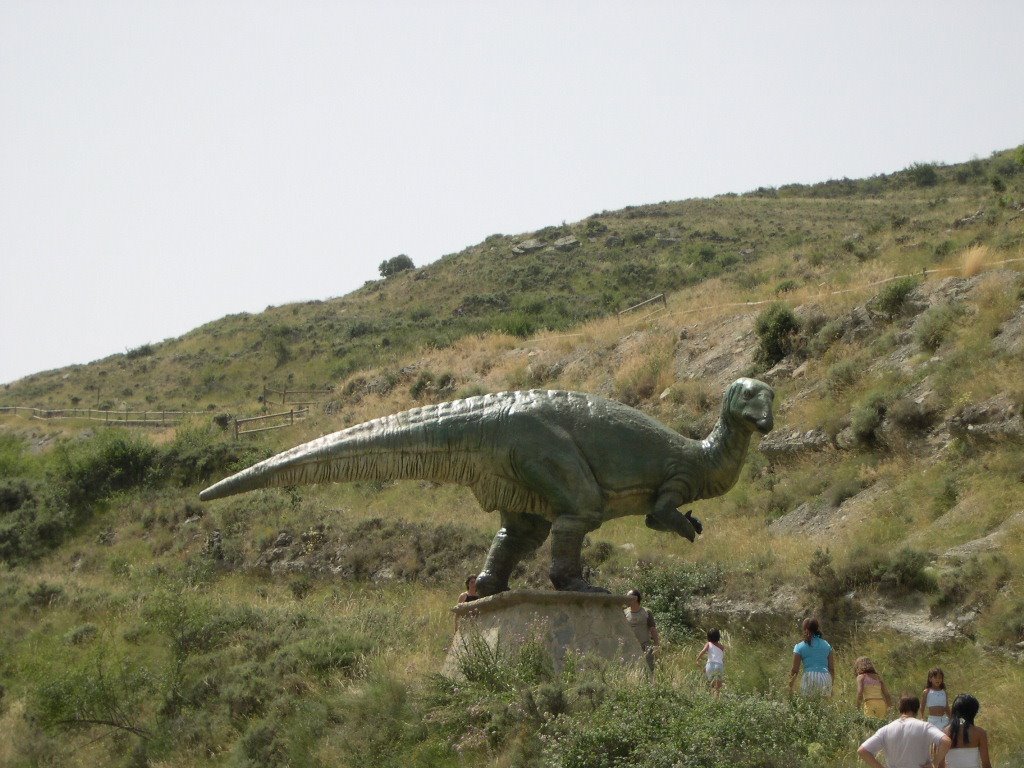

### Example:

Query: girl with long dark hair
xmin=943 ymin=694 xmax=992 ymax=768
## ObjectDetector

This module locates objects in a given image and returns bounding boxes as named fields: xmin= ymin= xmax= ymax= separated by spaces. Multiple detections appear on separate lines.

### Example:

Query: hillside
xmin=1 ymin=147 xmax=1023 ymax=768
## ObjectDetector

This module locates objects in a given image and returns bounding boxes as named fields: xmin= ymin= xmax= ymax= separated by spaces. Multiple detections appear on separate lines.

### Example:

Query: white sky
xmin=2 ymin=2 xmax=1023 ymax=386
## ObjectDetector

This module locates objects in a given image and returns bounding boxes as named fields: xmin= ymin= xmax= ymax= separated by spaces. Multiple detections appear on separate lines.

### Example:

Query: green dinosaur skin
xmin=200 ymin=378 xmax=774 ymax=594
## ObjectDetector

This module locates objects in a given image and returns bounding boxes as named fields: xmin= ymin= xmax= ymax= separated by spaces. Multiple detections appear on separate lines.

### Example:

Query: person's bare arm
xmin=650 ymin=624 xmax=660 ymax=650
xmin=856 ymin=675 xmax=864 ymax=709
xmin=978 ymin=728 xmax=992 ymax=768
xmin=857 ymin=746 xmax=884 ymax=768
xmin=932 ymin=734 xmax=952 ymax=767
xmin=920 ymin=689 xmax=929 ymax=718
xmin=788 ymin=653 xmax=801 ymax=692
xmin=880 ymin=678 xmax=892 ymax=708
xmin=696 ymin=642 xmax=708 ymax=661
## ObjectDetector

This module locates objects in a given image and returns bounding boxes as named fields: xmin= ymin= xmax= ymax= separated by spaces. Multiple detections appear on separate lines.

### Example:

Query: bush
xmin=850 ymin=392 xmax=888 ymax=445
xmin=157 ymin=426 xmax=269 ymax=487
xmin=840 ymin=545 xmax=936 ymax=596
xmin=379 ymin=254 xmax=415 ymax=278
xmin=52 ymin=431 xmax=158 ymax=510
xmin=914 ymin=304 xmax=961 ymax=352
xmin=32 ymin=648 xmax=157 ymax=740
xmin=631 ymin=561 xmax=722 ymax=642
xmin=872 ymin=277 xmax=919 ymax=318
xmin=825 ymin=359 xmax=859 ymax=392
xmin=754 ymin=303 xmax=801 ymax=366
xmin=906 ymin=162 xmax=939 ymax=187
xmin=547 ymin=683 xmax=864 ymax=768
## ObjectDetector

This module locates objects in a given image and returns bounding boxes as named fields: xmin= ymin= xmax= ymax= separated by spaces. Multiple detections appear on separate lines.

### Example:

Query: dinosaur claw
xmin=684 ymin=510 xmax=703 ymax=535
xmin=645 ymin=509 xmax=697 ymax=542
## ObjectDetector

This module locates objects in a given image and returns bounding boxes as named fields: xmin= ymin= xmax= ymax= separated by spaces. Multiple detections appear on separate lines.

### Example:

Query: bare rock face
xmin=511 ymin=238 xmax=544 ymax=255
xmin=759 ymin=428 xmax=831 ymax=462
xmin=993 ymin=301 xmax=1024 ymax=356
xmin=947 ymin=395 xmax=1024 ymax=444
xmin=552 ymin=235 xmax=580 ymax=252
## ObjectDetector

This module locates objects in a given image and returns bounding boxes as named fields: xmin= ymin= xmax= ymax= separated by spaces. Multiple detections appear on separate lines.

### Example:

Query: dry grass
xmin=961 ymin=244 xmax=990 ymax=277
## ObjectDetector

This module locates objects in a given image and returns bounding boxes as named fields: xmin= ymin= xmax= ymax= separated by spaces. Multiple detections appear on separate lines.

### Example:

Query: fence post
xmin=289 ymin=409 xmax=294 ymax=426
xmin=234 ymin=419 xmax=239 ymax=440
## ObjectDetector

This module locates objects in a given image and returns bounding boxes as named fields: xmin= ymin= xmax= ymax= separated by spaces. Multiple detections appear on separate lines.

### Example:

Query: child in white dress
xmin=697 ymin=628 xmax=725 ymax=697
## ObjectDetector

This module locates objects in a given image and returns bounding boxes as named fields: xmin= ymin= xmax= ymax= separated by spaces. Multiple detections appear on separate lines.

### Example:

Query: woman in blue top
xmin=789 ymin=617 xmax=834 ymax=696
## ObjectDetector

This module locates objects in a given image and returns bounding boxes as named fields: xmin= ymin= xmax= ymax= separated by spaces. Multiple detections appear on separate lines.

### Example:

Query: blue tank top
xmin=794 ymin=637 xmax=832 ymax=674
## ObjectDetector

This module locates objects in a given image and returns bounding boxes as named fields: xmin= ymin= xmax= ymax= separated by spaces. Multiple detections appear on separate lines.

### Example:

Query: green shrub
xmin=51 ymin=430 xmax=158 ymax=509
xmin=825 ymin=358 xmax=859 ymax=392
xmin=914 ymin=304 xmax=961 ymax=352
xmin=378 ymin=254 xmax=415 ymax=278
xmin=872 ymin=276 xmax=919 ymax=318
xmin=906 ymin=162 xmax=939 ymax=187
xmin=32 ymin=647 xmax=156 ymax=740
xmin=157 ymin=426 xmax=269 ymax=487
xmin=754 ymin=303 xmax=801 ymax=366
xmin=547 ymin=683 xmax=864 ymax=768
xmin=631 ymin=561 xmax=722 ymax=641
xmin=850 ymin=391 xmax=889 ymax=445
xmin=0 ymin=433 xmax=36 ymax=477
xmin=840 ymin=545 xmax=936 ymax=596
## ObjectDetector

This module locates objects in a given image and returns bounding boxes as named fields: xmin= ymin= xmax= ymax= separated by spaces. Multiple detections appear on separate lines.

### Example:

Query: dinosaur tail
xmin=199 ymin=399 xmax=491 ymax=501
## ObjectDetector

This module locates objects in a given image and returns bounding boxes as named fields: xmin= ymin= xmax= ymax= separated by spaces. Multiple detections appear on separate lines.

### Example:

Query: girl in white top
xmin=942 ymin=694 xmax=992 ymax=768
xmin=920 ymin=667 xmax=951 ymax=729
xmin=696 ymin=628 xmax=725 ymax=697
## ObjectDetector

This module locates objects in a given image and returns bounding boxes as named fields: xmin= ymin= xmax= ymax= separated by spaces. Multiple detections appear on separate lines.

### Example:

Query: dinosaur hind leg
xmin=512 ymin=449 xmax=607 ymax=593
xmin=549 ymin=515 xmax=608 ymax=592
xmin=476 ymin=512 xmax=551 ymax=597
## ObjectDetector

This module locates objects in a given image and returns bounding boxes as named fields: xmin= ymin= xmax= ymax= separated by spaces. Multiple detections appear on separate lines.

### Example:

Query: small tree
xmin=378 ymin=254 xmax=415 ymax=278
xmin=754 ymin=302 xmax=801 ymax=367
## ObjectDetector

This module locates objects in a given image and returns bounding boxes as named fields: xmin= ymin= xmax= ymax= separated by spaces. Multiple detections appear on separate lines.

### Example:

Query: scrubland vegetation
xmin=2 ymin=147 xmax=1024 ymax=766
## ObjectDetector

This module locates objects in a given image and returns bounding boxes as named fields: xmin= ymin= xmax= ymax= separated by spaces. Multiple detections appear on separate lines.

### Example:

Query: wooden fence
xmin=234 ymin=408 xmax=309 ymax=438
xmin=262 ymin=386 xmax=333 ymax=405
xmin=617 ymin=293 xmax=667 ymax=322
xmin=0 ymin=406 xmax=205 ymax=426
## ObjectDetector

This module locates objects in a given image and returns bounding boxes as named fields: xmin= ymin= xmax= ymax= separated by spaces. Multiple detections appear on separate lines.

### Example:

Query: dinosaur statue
xmin=200 ymin=377 xmax=774 ymax=595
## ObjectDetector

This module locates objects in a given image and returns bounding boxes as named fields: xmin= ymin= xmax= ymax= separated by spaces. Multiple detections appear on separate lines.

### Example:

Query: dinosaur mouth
xmin=754 ymin=415 xmax=773 ymax=434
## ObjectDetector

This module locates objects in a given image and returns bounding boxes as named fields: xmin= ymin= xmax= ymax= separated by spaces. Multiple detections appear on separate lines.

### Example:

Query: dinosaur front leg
xmin=476 ymin=512 xmax=551 ymax=597
xmin=549 ymin=515 xmax=608 ymax=593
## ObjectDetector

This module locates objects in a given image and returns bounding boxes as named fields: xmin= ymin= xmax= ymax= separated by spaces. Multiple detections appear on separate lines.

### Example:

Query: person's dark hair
xmin=465 ymin=574 xmax=477 ymax=589
xmin=926 ymin=667 xmax=946 ymax=690
xmin=898 ymin=694 xmax=920 ymax=715
xmin=707 ymin=628 xmax=721 ymax=643
xmin=627 ymin=589 xmax=642 ymax=602
xmin=950 ymin=694 xmax=980 ymax=747
xmin=802 ymin=617 xmax=822 ymax=646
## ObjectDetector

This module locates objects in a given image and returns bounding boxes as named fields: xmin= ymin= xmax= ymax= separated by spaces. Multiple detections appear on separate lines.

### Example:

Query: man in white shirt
xmin=858 ymin=694 xmax=952 ymax=768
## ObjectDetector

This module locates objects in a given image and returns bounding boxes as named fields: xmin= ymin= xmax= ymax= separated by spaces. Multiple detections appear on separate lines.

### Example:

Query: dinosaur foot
xmin=550 ymin=576 xmax=611 ymax=594
xmin=475 ymin=573 xmax=509 ymax=597
xmin=645 ymin=508 xmax=701 ymax=541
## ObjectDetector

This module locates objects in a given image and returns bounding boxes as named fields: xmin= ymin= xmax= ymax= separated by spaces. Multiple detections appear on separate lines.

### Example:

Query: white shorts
xmin=801 ymin=671 xmax=832 ymax=696
xmin=705 ymin=662 xmax=724 ymax=681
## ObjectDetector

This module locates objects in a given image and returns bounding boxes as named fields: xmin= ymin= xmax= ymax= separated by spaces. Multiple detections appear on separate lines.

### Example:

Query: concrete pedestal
xmin=443 ymin=590 xmax=645 ymax=678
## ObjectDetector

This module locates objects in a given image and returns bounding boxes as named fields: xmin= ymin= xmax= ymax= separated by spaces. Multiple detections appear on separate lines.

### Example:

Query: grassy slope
xmin=1 ymin=148 xmax=1024 ymax=767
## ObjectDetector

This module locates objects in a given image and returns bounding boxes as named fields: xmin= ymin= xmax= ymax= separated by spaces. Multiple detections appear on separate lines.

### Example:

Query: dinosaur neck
xmin=698 ymin=416 xmax=752 ymax=499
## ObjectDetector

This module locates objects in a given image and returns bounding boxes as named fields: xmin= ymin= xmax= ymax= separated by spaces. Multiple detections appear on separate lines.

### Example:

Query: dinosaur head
xmin=723 ymin=378 xmax=774 ymax=435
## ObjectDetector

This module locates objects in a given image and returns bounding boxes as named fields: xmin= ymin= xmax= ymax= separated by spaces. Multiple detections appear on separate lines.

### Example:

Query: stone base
xmin=442 ymin=590 xmax=645 ymax=678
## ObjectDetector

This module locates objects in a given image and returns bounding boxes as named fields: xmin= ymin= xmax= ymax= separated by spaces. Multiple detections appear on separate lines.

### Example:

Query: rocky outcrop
xmin=947 ymin=395 xmax=1024 ymax=444
xmin=758 ymin=428 xmax=832 ymax=461
xmin=511 ymin=239 xmax=544 ymax=255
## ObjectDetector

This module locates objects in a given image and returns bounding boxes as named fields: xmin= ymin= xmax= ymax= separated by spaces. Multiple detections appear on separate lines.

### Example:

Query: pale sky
xmin=2 ymin=2 xmax=1023 ymax=386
